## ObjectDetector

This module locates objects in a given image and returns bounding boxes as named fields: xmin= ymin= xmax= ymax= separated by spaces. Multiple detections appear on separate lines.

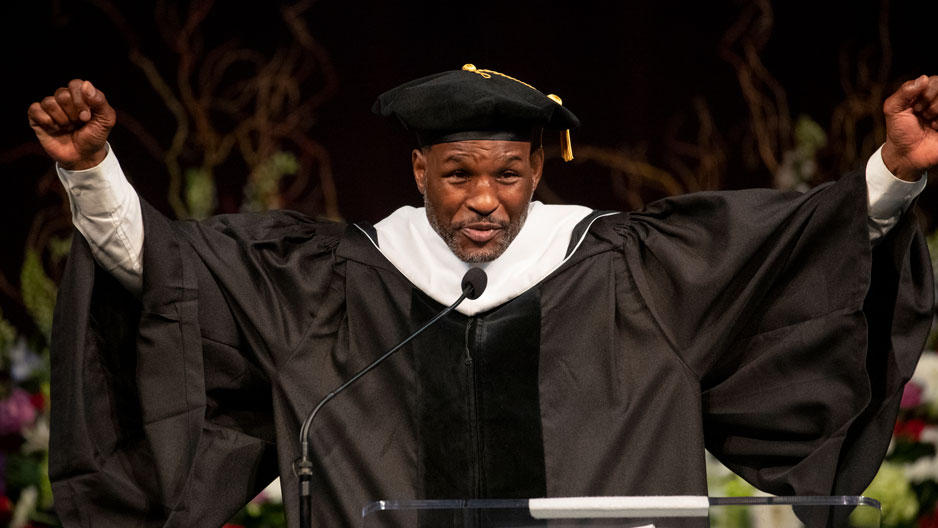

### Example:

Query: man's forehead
xmin=428 ymin=140 xmax=532 ymax=161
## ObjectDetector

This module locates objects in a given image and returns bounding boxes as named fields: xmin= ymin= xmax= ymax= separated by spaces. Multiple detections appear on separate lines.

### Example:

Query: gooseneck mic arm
xmin=295 ymin=267 xmax=487 ymax=528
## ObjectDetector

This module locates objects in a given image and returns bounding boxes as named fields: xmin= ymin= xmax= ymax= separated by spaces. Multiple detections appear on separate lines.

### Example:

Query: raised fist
xmin=882 ymin=75 xmax=938 ymax=181
xmin=27 ymin=79 xmax=116 ymax=171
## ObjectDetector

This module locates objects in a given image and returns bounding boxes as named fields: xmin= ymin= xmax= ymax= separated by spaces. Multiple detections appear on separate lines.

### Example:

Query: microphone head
xmin=461 ymin=267 xmax=488 ymax=300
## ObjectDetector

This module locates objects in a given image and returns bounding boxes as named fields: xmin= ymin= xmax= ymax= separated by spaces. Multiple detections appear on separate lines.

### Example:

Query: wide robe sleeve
xmin=618 ymin=170 xmax=934 ymax=496
xmin=49 ymin=201 xmax=344 ymax=527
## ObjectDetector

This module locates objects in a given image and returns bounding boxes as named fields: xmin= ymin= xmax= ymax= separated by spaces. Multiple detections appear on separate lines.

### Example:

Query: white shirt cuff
xmin=866 ymin=144 xmax=927 ymax=219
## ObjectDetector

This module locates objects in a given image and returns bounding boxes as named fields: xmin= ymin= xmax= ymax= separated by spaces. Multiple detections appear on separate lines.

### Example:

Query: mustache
xmin=452 ymin=216 xmax=510 ymax=229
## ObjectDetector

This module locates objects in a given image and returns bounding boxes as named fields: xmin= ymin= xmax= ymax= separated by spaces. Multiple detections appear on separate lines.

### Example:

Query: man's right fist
xmin=27 ymin=79 xmax=116 ymax=171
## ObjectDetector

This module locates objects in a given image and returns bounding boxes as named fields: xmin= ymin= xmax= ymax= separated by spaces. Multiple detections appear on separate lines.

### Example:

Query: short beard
xmin=424 ymin=195 xmax=529 ymax=263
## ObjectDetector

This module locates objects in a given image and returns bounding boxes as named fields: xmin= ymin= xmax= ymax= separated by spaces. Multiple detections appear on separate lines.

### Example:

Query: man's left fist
xmin=882 ymin=75 xmax=938 ymax=182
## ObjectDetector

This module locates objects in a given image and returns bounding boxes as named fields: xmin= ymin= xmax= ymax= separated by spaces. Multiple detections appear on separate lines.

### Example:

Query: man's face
xmin=413 ymin=140 xmax=544 ymax=263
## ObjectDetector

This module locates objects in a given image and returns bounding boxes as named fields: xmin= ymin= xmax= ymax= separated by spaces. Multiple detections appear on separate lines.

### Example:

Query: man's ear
xmin=530 ymin=147 xmax=545 ymax=189
xmin=412 ymin=148 xmax=427 ymax=194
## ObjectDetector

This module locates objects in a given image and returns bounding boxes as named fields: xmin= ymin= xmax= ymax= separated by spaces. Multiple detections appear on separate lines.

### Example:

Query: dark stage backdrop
xmin=1 ymin=1 xmax=937 ymax=525
xmin=1 ymin=0 xmax=937 ymax=361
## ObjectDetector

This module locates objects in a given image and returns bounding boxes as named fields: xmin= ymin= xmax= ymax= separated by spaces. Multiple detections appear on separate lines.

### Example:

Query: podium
xmin=362 ymin=496 xmax=882 ymax=527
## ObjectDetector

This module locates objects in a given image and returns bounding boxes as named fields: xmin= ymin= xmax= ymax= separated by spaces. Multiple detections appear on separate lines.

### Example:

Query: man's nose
xmin=465 ymin=179 xmax=499 ymax=216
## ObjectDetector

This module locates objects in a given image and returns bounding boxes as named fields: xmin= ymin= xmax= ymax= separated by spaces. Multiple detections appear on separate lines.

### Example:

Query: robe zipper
xmin=464 ymin=317 xmax=483 ymax=498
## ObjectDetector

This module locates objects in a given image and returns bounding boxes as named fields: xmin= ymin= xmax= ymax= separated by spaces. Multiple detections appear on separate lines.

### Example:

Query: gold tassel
xmin=560 ymin=129 xmax=574 ymax=162
xmin=547 ymin=94 xmax=574 ymax=162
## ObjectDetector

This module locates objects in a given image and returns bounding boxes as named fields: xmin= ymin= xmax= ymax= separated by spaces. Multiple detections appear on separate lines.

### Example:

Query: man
xmin=28 ymin=65 xmax=937 ymax=527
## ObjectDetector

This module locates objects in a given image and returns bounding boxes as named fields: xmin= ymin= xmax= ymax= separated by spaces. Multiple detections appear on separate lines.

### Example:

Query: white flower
xmin=263 ymin=477 xmax=283 ymax=503
xmin=8 ymin=337 xmax=42 ymax=382
xmin=921 ymin=425 xmax=938 ymax=448
xmin=912 ymin=351 xmax=938 ymax=410
xmin=11 ymin=486 xmax=37 ymax=528
xmin=22 ymin=415 xmax=49 ymax=455
xmin=903 ymin=455 xmax=938 ymax=484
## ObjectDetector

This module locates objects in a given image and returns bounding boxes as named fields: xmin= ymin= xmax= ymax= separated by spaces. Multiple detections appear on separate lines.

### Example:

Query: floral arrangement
xmin=0 ymin=251 xmax=58 ymax=527
xmin=864 ymin=349 xmax=938 ymax=528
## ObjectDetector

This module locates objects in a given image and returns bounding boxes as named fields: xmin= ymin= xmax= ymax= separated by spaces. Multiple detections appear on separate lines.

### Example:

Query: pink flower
xmin=0 ymin=389 xmax=37 ymax=436
xmin=901 ymin=381 xmax=924 ymax=409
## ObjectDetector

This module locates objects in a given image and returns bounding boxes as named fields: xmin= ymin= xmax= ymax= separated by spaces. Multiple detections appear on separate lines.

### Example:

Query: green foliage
xmin=722 ymin=476 xmax=758 ymax=498
xmin=46 ymin=236 xmax=72 ymax=266
xmin=848 ymin=502 xmax=886 ymax=528
xmin=889 ymin=438 xmax=937 ymax=464
xmin=0 ymin=316 xmax=14 ymax=385
xmin=38 ymin=455 xmax=53 ymax=511
xmin=793 ymin=114 xmax=828 ymax=154
xmin=912 ymin=480 xmax=938 ymax=523
xmin=0 ymin=314 xmax=15 ymax=356
xmin=5 ymin=454 xmax=44 ymax=498
xmin=228 ymin=500 xmax=287 ymax=528
xmin=775 ymin=114 xmax=828 ymax=191
xmin=185 ymin=167 xmax=218 ymax=220
xmin=20 ymin=251 xmax=56 ymax=341
xmin=242 ymin=151 xmax=299 ymax=212
xmin=864 ymin=462 xmax=920 ymax=528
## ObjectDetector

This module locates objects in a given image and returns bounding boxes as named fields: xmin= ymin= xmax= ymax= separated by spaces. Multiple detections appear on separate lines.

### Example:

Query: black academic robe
xmin=48 ymin=170 xmax=933 ymax=527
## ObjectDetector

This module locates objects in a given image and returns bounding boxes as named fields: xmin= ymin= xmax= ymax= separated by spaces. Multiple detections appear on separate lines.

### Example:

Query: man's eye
xmin=446 ymin=170 xmax=469 ymax=179
xmin=499 ymin=171 xmax=520 ymax=179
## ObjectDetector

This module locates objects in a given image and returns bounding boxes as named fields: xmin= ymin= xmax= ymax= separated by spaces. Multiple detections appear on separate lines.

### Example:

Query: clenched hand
xmin=27 ymin=79 xmax=116 ymax=171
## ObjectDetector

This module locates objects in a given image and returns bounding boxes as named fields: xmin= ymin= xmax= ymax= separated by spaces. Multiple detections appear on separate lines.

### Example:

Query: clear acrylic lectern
xmin=362 ymin=496 xmax=882 ymax=527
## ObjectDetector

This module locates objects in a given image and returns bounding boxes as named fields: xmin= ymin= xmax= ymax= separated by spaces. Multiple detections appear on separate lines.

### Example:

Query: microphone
xmin=295 ymin=267 xmax=488 ymax=527
xmin=461 ymin=266 xmax=487 ymax=301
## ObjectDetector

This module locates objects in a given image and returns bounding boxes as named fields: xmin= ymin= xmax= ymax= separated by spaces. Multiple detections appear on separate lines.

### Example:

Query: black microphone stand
xmin=295 ymin=268 xmax=486 ymax=528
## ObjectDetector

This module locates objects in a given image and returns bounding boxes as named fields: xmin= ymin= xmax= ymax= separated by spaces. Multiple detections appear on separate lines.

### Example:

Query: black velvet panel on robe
xmin=48 ymin=170 xmax=934 ymax=528
xmin=412 ymin=286 xmax=546 ymax=500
